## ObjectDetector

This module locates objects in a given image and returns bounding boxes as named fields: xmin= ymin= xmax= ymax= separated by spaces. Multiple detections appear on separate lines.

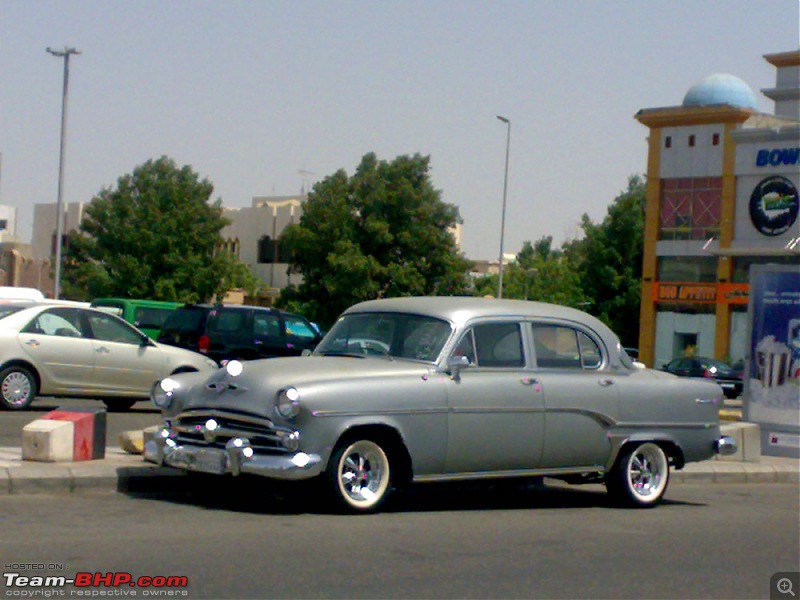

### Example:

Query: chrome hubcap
xmin=629 ymin=446 xmax=664 ymax=497
xmin=339 ymin=442 xmax=386 ymax=504
xmin=2 ymin=372 xmax=31 ymax=406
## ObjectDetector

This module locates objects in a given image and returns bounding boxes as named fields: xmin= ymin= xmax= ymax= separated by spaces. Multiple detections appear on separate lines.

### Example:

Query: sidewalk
xmin=0 ymin=446 xmax=797 ymax=496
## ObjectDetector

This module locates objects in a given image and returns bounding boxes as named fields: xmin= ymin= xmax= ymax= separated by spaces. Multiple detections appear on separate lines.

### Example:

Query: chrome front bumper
xmin=715 ymin=435 xmax=738 ymax=456
xmin=144 ymin=431 xmax=324 ymax=480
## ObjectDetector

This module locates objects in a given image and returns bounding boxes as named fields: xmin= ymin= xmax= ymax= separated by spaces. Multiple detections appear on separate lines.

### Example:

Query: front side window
xmin=85 ymin=311 xmax=142 ymax=344
xmin=316 ymin=312 xmax=452 ymax=362
xmin=284 ymin=315 xmax=318 ymax=341
xmin=532 ymin=324 xmax=602 ymax=370
xmin=453 ymin=322 xmax=524 ymax=368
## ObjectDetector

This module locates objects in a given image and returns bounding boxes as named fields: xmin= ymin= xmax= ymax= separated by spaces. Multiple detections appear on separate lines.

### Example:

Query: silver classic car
xmin=146 ymin=297 xmax=737 ymax=512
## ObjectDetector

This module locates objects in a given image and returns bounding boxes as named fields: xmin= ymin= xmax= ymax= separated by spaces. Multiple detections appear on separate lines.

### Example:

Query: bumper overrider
xmin=715 ymin=435 xmax=738 ymax=456
xmin=144 ymin=428 xmax=324 ymax=480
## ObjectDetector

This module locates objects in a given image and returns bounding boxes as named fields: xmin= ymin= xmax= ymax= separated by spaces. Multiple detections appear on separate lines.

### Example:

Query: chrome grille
xmin=171 ymin=409 xmax=290 ymax=454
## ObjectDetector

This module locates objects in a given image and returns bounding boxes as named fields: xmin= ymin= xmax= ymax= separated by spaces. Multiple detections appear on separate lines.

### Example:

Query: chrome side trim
xmin=413 ymin=465 xmax=604 ymax=483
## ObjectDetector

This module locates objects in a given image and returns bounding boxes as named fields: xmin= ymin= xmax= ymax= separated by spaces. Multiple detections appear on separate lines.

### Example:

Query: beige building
xmin=635 ymin=50 xmax=799 ymax=368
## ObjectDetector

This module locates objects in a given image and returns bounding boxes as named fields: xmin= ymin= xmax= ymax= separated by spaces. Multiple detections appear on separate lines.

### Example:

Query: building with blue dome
xmin=634 ymin=49 xmax=799 ymax=387
xmin=682 ymin=73 xmax=759 ymax=110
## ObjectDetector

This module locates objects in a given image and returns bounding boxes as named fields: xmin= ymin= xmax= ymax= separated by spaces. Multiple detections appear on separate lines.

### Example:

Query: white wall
xmin=655 ymin=310 xmax=717 ymax=367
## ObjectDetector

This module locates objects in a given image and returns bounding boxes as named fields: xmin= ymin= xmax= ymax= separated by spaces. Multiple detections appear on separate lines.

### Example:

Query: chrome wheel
xmin=330 ymin=439 xmax=391 ymax=512
xmin=0 ymin=367 xmax=37 ymax=410
xmin=607 ymin=442 xmax=669 ymax=507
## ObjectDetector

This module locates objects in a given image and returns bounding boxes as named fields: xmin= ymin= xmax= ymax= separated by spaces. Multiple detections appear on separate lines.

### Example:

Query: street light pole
xmin=47 ymin=46 xmax=80 ymax=299
xmin=496 ymin=115 xmax=511 ymax=299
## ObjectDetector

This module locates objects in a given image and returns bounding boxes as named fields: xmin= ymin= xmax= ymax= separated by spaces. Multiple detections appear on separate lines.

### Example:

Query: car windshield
xmin=315 ymin=312 xmax=453 ymax=363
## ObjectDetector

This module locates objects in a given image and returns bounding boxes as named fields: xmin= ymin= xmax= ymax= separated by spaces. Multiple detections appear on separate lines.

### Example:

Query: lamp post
xmin=47 ymin=46 xmax=80 ymax=299
xmin=496 ymin=115 xmax=511 ymax=299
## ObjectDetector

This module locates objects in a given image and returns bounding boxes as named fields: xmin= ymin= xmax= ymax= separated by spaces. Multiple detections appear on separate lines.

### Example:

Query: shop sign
xmin=653 ymin=282 xmax=749 ymax=305
xmin=749 ymin=175 xmax=799 ymax=237
xmin=755 ymin=147 xmax=800 ymax=167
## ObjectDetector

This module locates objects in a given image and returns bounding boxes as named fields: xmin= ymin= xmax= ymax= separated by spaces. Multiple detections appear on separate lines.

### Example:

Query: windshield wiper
xmin=318 ymin=351 xmax=367 ymax=359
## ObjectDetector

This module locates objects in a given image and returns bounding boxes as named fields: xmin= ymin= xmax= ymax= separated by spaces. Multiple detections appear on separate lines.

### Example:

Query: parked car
xmin=661 ymin=356 xmax=743 ymax=399
xmin=0 ymin=303 xmax=218 ymax=411
xmin=157 ymin=304 xmax=323 ymax=365
xmin=90 ymin=298 xmax=182 ymax=339
xmin=146 ymin=297 xmax=736 ymax=513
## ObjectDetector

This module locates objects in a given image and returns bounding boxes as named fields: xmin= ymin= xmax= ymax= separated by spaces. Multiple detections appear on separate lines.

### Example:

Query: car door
xmin=18 ymin=306 xmax=96 ymax=394
xmin=252 ymin=310 xmax=285 ymax=358
xmin=444 ymin=320 xmax=544 ymax=473
xmin=532 ymin=323 xmax=618 ymax=469
xmin=83 ymin=309 xmax=164 ymax=394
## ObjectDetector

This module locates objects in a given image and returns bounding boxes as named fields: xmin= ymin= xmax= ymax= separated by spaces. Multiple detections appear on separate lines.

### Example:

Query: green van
xmin=90 ymin=298 xmax=182 ymax=339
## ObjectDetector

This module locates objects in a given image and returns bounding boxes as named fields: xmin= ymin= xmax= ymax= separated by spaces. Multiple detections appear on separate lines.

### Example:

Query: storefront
xmin=635 ymin=51 xmax=800 ymax=369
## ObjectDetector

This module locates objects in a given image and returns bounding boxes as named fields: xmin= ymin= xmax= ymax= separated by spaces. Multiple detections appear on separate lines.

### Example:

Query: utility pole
xmin=47 ymin=46 xmax=81 ymax=299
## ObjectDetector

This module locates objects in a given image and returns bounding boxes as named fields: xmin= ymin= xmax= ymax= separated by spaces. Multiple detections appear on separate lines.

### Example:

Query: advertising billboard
xmin=744 ymin=264 xmax=800 ymax=458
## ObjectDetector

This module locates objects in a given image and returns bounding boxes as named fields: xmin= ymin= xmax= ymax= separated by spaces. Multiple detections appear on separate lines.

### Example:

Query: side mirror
xmin=446 ymin=355 xmax=470 ymax=381
xmin=301 ymin=349 xmax=313 ymax=357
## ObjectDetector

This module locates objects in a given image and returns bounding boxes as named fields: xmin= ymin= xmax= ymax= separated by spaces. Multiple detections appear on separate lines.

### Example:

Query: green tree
xmin=279 ymin=153 xmax=472 ymax=326
xmin=63 ymin=156 xmax=251 ymax=302
xmin=570 ymin=175 xmax=646 ymax=346
xmin=472 ymin=236 xmax=588 ymax=307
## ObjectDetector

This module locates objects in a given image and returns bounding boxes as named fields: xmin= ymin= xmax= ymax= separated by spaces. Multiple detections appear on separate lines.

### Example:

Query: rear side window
xmin=208 ymin=310 xmax=247 ymax=334
xmin=532 ymin=324 xmax=602 ymax=370
xmin=134 ymin=307 xmax=173 ymax=330
xmin=161 ymin=308 xmax=207 ymax=333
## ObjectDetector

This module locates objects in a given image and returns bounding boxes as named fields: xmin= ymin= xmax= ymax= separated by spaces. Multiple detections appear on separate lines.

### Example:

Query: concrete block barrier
xmin=22 ymin=419 xmax=74 ymax=462
xmin=21 ymin=408 xmax=107 ymax=462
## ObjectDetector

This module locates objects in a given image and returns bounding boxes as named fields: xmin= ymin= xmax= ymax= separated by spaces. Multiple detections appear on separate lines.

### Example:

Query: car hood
xmin=169 ymin=355 xmax=434 ymax=418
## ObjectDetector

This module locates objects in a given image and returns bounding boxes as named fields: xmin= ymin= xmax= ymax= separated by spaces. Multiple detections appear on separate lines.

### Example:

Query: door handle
xmin=25 ymin=339 xmax=40 ymax=347
xmin=95 ymin=346 xmax=110 ymax=354
xmin=598 ymin=378 xmax=615 ymax=387
xmin=521 ymin=377 xmax=539 ymax=386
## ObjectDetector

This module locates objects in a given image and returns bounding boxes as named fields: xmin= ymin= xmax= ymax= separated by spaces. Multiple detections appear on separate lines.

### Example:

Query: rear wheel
xmin=0 ymin=366 xmax=37 ymax=410
xmin=326 ymin=438 xmax=392 ymax=513
xmin=606 ymin=442 xmax=670 ymax=507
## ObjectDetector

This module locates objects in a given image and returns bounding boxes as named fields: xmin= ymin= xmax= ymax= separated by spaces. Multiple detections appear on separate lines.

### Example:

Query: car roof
xmin=178 ymin=303 xmax=280 ymax=313
xmin=344 ymin=297 xmax=617 ymax=338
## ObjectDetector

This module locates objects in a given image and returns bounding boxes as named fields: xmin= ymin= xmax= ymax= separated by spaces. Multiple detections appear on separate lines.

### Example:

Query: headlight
xmin=275 ymin=386 xmax=301 ymax=419
xmin=152 ymin=377 xmax=179 ymax=409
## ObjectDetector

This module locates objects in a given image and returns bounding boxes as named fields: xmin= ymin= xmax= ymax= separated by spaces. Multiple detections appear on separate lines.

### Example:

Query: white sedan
xmin=0 ymin=301 xmax=218 ymax=411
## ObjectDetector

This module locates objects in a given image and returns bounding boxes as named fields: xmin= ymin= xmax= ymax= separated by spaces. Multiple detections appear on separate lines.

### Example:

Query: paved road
xmin=1 ymin=481 xmax=797 ymax=599
xmin=0 ymin=398 xmax=161 ymax=447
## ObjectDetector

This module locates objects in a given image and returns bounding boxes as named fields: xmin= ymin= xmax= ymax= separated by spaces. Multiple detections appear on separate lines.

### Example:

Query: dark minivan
xmin=157 ymin=304 xmax=323 ymax=365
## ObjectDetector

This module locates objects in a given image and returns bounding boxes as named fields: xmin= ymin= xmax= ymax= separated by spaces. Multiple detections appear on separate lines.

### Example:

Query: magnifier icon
xmin=777 ymin=578 xmax=796 ymax=597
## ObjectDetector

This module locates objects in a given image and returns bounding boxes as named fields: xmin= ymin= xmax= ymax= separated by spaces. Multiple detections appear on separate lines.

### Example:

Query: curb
xmin=1 ymin=448 xmax=797 ymax=495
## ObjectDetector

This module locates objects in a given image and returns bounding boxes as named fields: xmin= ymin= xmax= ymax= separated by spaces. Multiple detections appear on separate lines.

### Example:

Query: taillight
xmin=198 ymin=335 xmax=210 ymax=354
xmin=703 ymin=369 xmax=713 ymax=378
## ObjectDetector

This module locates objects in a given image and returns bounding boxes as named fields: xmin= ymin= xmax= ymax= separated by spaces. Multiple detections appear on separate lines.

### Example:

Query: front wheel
xmin=606 ymin=442 xmax=670 ymax=508
xmin=103 ymin=399 xmax=138 ymax=412
xmin=0 ymin=366 xmax=37 ymax=410
xmin=327 ymin=438 xmax=392 ymax=513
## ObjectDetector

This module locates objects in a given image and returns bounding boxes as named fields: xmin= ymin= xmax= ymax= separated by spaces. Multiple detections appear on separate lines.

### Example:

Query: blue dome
xmin=682 ymin=74 xmax=758 ymax=109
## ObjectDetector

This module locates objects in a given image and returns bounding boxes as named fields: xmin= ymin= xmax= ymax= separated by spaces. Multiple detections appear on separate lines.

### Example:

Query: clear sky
xmin=1 ymin=1 xmax=798 ymax=260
